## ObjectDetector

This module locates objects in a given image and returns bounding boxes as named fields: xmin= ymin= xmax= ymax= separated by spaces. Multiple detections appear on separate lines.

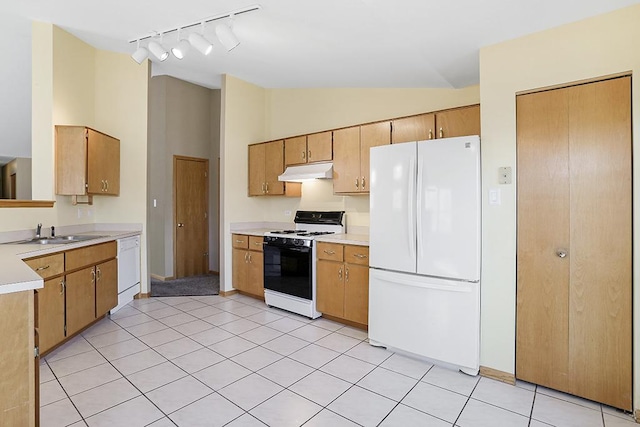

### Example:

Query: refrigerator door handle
xmin=376 ymin=272 xmax=472 ymax=293
xmin=416 ymin=155 xmax=424 ymax=260
xmin=408 ymin=156 xmax=416 ymax=259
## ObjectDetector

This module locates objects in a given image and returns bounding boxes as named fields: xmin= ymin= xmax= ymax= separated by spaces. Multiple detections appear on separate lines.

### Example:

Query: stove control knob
xmin=294 ymin=239 xmax=303 ymax=246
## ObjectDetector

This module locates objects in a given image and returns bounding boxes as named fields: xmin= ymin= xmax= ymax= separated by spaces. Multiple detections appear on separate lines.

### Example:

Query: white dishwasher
xmin=112 ymin=236 xmax=141 ymax=313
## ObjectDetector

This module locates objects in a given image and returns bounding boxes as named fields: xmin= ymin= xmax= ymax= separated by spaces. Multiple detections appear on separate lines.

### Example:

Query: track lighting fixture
xmin=131 ymin=40 xmax=148 ymax=64
xmin=171 ymin=29 xmax=190 ymax=59
xmin=128 ymin=4 xmax=261 ymax=64
xmin=148 ymin=40 xmax=169 ymax=61
xmin=215 ymin=18 xmax=240 ymax=52
xmin=189 ymin=24 xmax=213 ymax=55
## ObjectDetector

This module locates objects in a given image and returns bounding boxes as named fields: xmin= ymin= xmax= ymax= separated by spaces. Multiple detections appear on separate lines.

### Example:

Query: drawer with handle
xmin=24 ymin=253 xmax=64 ymax=279
xmin=232 ymin=234 xmax=249 ymax=249
xmin=249 ymin=236 xmax=264 ymax=252
xmin=317 ymin=242 xmax=344 ymax=262
xmin=345 ymin=245 xmax=369 ymax=266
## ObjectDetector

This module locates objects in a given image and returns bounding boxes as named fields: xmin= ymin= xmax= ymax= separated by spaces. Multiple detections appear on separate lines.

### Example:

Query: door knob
xmin=177 ymin=223 xmax=184 ymax=228
xmin=556 ymin=250 xmax=567 ymax=258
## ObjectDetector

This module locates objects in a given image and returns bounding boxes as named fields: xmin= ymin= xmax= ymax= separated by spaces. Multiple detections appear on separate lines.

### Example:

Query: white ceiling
xmin=1 ymin=0 xmax=638 ymax=157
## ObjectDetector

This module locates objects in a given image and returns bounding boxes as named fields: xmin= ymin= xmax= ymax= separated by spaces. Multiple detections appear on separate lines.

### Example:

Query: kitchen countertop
xmin=231 ymin=229 xmax=273 ymax=237
xmin=0 ymin=230 xmax=140 ymax=295
xmin=316 ymin=233 xmax=369 ymax=246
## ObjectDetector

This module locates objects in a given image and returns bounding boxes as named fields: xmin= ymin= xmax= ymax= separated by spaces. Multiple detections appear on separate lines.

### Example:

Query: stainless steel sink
xmin=16 ymin=235 xmax=106 ymax=245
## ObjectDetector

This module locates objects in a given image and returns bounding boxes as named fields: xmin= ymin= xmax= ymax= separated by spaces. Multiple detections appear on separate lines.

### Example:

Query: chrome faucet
xmin=36 ymin=223 xmax=42 ymax=238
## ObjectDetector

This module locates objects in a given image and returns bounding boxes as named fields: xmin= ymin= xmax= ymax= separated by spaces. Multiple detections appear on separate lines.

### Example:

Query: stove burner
xmin=296 ymin=231 xmax=336 ymax=236
xmin=270 ymin=230 xmax=306 ymax=234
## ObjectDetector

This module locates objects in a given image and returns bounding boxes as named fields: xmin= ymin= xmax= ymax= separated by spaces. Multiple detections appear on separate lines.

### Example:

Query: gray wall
xmin=148 ymin=75 xmax=221 ymax=278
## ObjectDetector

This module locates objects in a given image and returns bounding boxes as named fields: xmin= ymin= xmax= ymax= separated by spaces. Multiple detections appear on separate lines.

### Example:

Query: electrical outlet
xmin=498 ymin=167 xmax=512 ymax=185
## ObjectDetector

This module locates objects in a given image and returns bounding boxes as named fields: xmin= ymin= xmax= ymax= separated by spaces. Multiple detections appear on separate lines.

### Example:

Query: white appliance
xmin=112 ymin=235 xmax=141 ymax=313
xmin=263 ymin=211 xmax=345 ymax=318
xmin=368 ymin=135 xmax=481 ymax=375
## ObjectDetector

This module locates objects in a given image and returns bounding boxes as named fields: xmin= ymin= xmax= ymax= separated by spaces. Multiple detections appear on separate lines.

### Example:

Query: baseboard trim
xmin=321 ymin=313 xmax=368 ymax=331
xmin=150 ymin=274 xmax=175 ymax=281
xmin=208 ymin=270 xmax=220 ymax=276
xmin=220 ymin=289 xmax=238 ymax=297
xmin=479 ymin=366 xmax=516 ymax=385
xmin=134 ymin=292 xmax=151 ymax=299
xmin=634 ymin=410 xmax=639 ymax=421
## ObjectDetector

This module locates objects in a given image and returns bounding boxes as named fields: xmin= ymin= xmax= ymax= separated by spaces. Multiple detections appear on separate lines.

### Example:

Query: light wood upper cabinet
xmin=435 ymin=105 xmax=480 ymax=139
xmin=332 ymin=126 xmax=361 ymax=193
xmin=333 ymin=122 xmax=390 ymax=194
xmin=307 ymin=131 xmax=332 ymax=163
xmin=285 ymin=132 xmax=333 ymax=166
xmin=392 ymin=113 xmax=436 ymax=143
xmin=248 ymin=141 xmax=296 ymax=197
xmin=56 ymin=126 xmax=120 ymax=197
xmin=284 ymin=136 xmax=308 ymax=166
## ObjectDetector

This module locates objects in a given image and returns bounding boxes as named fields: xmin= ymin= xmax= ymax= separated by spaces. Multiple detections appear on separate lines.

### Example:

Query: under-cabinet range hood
xmin=278 ymin=162 xmax=333 ymax=182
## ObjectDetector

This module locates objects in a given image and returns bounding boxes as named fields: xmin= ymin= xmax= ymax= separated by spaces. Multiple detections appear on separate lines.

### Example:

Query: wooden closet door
xmin=516 ymin=76 xmax=632 ymax=411
xmin=516 ymin=87 xmax=571 ymax=391
xmin=567 ymin=77 xmax=631 ymax=410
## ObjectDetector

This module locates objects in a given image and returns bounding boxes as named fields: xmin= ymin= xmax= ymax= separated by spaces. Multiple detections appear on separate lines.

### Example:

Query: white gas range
xmin=263 ymin=211 xmax=345 ymax=318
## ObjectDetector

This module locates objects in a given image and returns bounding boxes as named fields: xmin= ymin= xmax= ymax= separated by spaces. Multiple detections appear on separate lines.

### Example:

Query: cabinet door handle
xmin=302 ymin=151 xmax=306 ymax=160
xmin=35 ymin=265 xmax=50 ymax=272
xmin=101 ymin=180 xmax=105 ymax=192
xmin=105 ymin=180 xmax=109 ymax=191
xmin=244 ymin=252 xmax=249 ymax=262
xmin=345 ymin=267 xmax=349 ymax=282
xmin=338 ymin=267 xmax=343 ymax=280
xmin=355 ymin=178 xmax=359 ymax=190
xmin=361 ymin=177 xmax=365 ymax=189
xmin=96 ymin=267 xmax=102 ymax=281
xmin=439 ymin=127 xmax=444 ymax=138
xmin=248 ymin=254 xmax=252 ymax=263
xmin=353 ymin=253 xmax=368 ymax=259
xmin=91 ymin=269 xmax=96 ymax=283
xmin=261 ymin=183 xmax=266 ymax=193
xmin=254 ymin=242 xmax=262 ymax=247
xmin=60 ymin=280 xmax=65 ymax=295
xmin=323 ymin=249 xmax=335 ymax=255
xmin=265 ymin=182 xmax=269 ymax=194
xmin=235 ymin=239 xmax=245 ymax=243
xmin=428 ymin=129 xmax=433 ymax=140
xmin=308 ymin=150 xmax=311 ymax=159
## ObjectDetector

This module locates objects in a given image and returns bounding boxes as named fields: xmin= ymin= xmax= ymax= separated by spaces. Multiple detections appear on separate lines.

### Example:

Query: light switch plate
xmin=489 ymin=188 xmax=501 ymax=205
xmin=499 ymin=167 xmax=512 ymax=184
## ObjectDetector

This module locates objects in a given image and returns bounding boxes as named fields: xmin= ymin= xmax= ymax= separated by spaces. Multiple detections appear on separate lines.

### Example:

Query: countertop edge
xmin=0 ymin=230 xmax=141 ymax=295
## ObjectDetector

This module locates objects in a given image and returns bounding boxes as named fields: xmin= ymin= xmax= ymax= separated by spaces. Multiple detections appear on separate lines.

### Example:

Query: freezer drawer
xmin=368 ymin=268 xmax=480 ymax=374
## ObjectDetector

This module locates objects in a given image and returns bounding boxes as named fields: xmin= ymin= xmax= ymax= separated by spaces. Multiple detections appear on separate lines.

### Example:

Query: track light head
xmin=131 ymin=46 xmax=149 ymax=64
xmin=148 ymin=41 xmax=169 ymax=61
xmin=188 ymin=32 xmax=213 ymax=55
xmin=171 ymin=39 xmax=191 ymax=60
xmin=215 ymin=23 xmax=240 ymax=51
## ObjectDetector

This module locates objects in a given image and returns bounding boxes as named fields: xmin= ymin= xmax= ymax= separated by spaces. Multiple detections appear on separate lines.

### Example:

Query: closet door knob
xmin=556 ymin=250 xmax=567 ymax=258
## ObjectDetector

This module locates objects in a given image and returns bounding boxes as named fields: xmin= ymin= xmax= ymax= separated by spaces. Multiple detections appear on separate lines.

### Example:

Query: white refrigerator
xmin=368 ymin=135 xmax=481 ymax=375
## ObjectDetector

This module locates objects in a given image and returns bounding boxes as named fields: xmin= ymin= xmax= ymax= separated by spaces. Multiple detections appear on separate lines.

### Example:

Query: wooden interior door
xmin=516 ymin=76 xmax=631 ymax=410
xmin=175 ymin=156 xmax=209 ymax=278
xmin=332 ymin=126 xmax=361 ymax=193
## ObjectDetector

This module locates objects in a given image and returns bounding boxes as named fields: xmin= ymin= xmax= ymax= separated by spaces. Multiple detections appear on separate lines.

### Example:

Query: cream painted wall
xmin=479 ymin=3 xmax=640 ymax=411
xmin=220 ymin=75 xmax=480 ymax=292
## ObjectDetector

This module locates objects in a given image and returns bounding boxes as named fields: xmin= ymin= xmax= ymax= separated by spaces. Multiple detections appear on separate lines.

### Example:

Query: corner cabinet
xmin=232 ymin=234 xmax=264 ymax=299
xmin=248 ymin=141 xmax=300 ymax=197
xmin=316 ymin=242 xmax=369 ymax=327
xmin=333 ymin=122 xmax=390 ymax=194
xmin=55 ymin=126 xmax=120 ymax=202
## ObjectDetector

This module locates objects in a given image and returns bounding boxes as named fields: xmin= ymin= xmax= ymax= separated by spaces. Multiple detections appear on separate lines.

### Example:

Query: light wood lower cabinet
xmin=316 ymin=242 xmax=369 ymax=326
xmin=25 ymin=241 xmax=118 ymax=355
xmin=0 ymin=290 xmax=35 ymax=427
xmin=232 ymin=234 xmax=264 ymax=299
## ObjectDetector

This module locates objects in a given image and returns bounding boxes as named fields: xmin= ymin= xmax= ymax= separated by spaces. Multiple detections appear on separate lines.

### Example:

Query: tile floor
xmin=39 ymin=293 xmax=636 ymax=427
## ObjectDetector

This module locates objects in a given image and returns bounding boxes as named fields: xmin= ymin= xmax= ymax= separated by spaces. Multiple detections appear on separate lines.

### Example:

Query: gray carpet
xmin=151 ymin=274 xmax=220 ymax=297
